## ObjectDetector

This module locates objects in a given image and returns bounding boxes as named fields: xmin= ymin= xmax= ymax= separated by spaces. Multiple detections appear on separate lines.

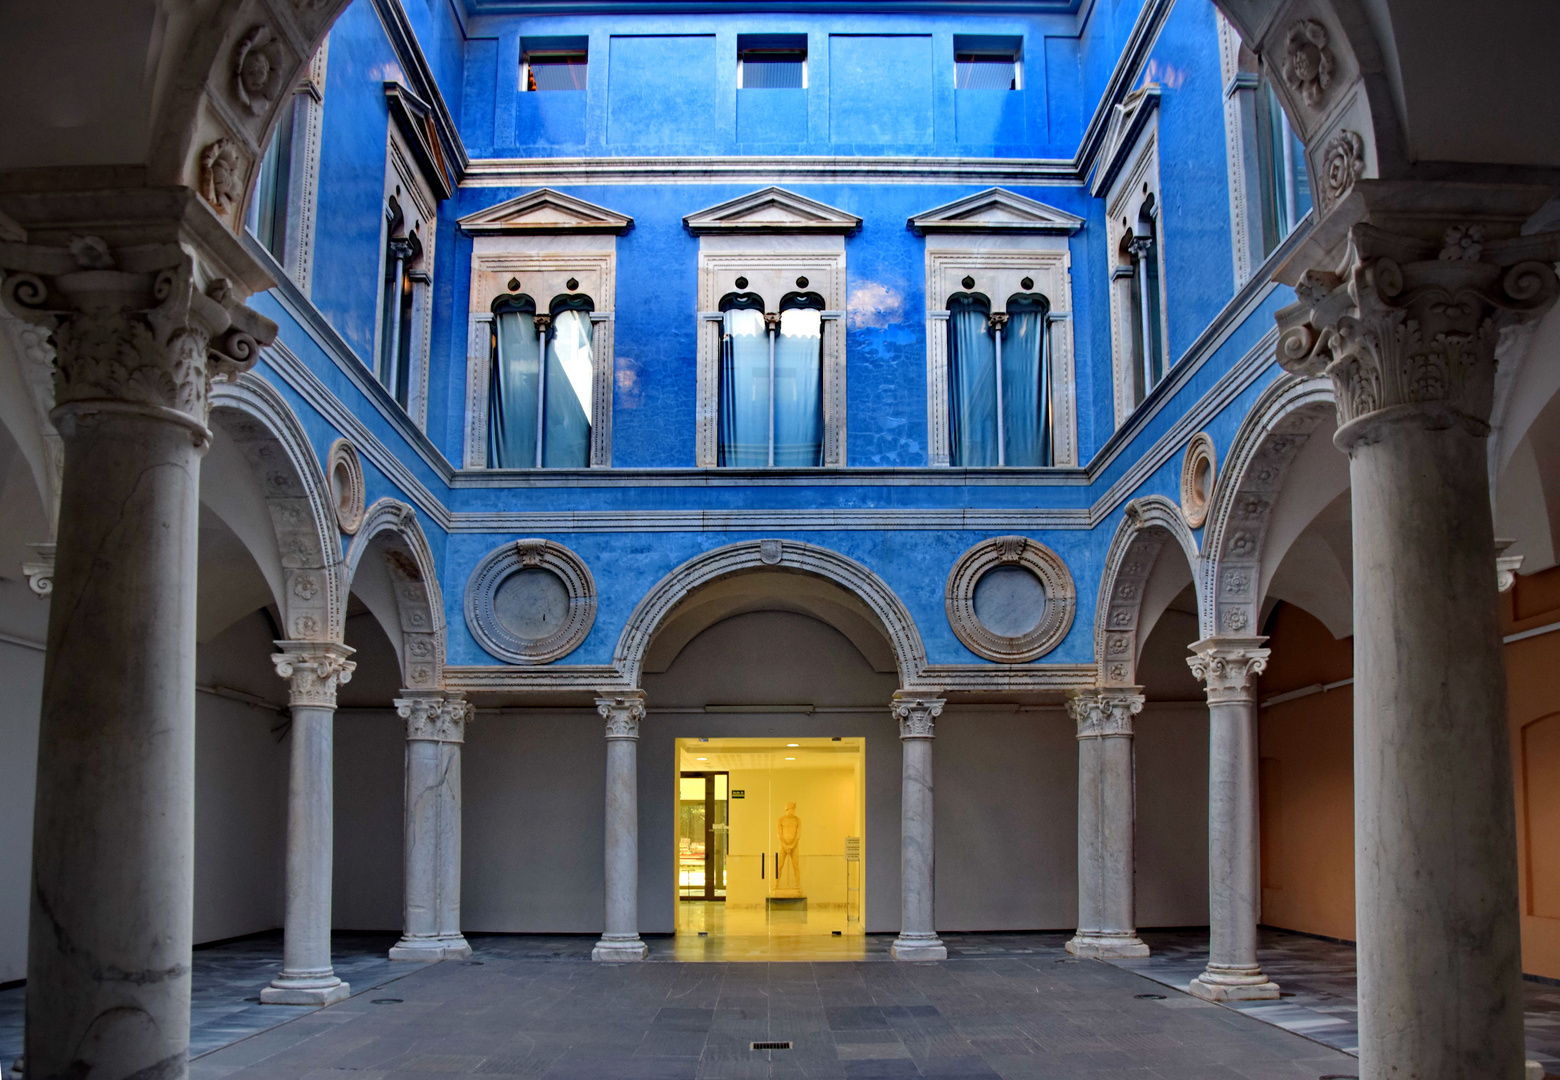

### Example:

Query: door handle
xmin=761 ymin=852 xmax=765 ymax=879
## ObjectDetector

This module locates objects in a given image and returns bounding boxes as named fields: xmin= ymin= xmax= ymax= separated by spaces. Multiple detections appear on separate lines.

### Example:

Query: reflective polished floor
xmin=673 ymin=901 xmax=877 ymax=962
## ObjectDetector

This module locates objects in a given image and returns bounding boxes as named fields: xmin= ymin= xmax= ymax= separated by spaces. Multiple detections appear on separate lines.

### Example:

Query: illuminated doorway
xmin=674 ymin=736 xmax=866 ymax=960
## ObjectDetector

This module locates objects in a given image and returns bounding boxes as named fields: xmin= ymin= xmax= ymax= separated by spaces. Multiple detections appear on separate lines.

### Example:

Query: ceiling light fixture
xmin=784 ymin=757 xmax=796 ymax=760
xmin=787 ymin=743 xmax=799 ymax=747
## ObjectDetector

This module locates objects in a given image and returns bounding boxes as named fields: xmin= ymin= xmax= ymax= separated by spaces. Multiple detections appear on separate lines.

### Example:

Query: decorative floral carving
xmin=397 ymin=694 xmax=470 ymax=743
xmin=1319 ymin=129 xmax=1365 ymax=209
xmin=598 ymin=692 xmax=646 ymax=739
xmin=1282 ymin=19 xmax=1335 ymax=108
xmin=234 ymin=26 xmax=286 ymax=116
xmin=1221 ymin=608 xmax=1250 ymax=632
xmin=893 ymin=694 xmax=944 ymax=739
xmin=1068 ymin=689 xmax=1143 ymax=739
xmin=1275 ymin=221 xmax=1560 ymax=445
xmin=199 ymin=138 xmax=246 ymax=217
xmin=272 ymin=642 xmax=356 ymax=708
xmin=1187 ymin=640 xmax=1269 ymax=704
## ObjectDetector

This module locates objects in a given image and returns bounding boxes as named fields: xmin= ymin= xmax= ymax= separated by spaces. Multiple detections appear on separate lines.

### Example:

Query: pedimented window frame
xmin=459 ymin=189 xmax=632 ymax=470
xmin=910 ymin=189 xmax=1083 ymax=468
xmin=687 ymin=187 xmax=859 ymax=469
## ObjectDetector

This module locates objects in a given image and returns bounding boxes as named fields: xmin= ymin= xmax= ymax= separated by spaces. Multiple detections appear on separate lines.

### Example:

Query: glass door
xmin=677 ymin=772 xmax=728 ymax=901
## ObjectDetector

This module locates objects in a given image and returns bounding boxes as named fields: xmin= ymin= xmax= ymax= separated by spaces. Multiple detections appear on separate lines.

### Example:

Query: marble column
xmin=1067 ymin=688 xmax=1149 ymax=958
xmin=891 ymin=693 xmax=946 ymax=961
xmin=593 ymin=692 xmax=649 ymax=961
xmin=263 ymin=642 xmax=355 ymax=1005
xmin=1277 ymin=206 xmax=1560 ymax=1079
xmin=1 ymin=197 xmax=274 ymax=1079
xmin=390 ymin=692 xmax=473 ymax=961
xmin=1186 ymin=637 xmax=1276 ymax=1001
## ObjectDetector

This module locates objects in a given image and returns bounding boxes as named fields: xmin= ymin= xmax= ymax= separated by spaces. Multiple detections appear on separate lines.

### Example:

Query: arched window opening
xmin=487 ymin=292 xmax=595 ymax=468
xmin=1256 ymin=79 xmax=1312 ymax=254
xmin=717 ymin=292 xmax=768 ymax=467
xmin=1125 ymin=203 xmax=1165 ymax=406
xmin=379 ymin=196 xmax=422 ymax=410
xmin=774 ymin=291 xmax=825 ymax=467
xmin=946 ymin=291 xmax=1052 ymax=467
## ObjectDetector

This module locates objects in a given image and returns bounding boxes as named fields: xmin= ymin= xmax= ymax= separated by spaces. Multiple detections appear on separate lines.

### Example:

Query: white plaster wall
xmin=192 ymin=608 xmax=290 ymax=944
xmin=0 ymin=600 xmax=44 ymax=983
xmin=333 ymin=710 xmax=406 ymax=930
xmin=1135 ymin=701 xmax=1212 ymax=927
xmin=935 ymin=708 xmax=1079 ymax=931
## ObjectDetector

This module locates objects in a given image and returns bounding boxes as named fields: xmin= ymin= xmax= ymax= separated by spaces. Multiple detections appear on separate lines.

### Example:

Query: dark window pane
xmin=956 ymin=54 xmax=1016 ymax=90
xmin=742 ymin=52 xmax=804 ymax=89
xmin=527 ymin=54 xmax=587 ymax=91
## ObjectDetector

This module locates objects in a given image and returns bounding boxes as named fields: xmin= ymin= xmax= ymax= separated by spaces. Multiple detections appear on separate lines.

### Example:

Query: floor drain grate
xmin=1134 ymin=993 xmax=1166 ymax=1000
xmin=370 ymin=998 xmax=403 ymax=1005
xmin=751 ymin=1042 xmax=792 ymax=1051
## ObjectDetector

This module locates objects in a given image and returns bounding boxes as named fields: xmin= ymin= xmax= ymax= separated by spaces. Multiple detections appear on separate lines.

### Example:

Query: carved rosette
xmin=1067 ymin=688 xmax=1143 ymax=740
xmin=396 ymin=693 xmax=471 ymax=744
xmin=1276 ymin=222 xmax=1560 ymax=450
xmin=1318 ymin=129 xmax=1365 ymax=210
xmin=892 ymin=693 xmax=945 ymax=740
xmin=597 ymin=691 xmax=647 ymax=740
xmin=0 ymin=232 xmax=276 ymax=438
xmin=272 ymin=641 xmax=356 ymax=708
xmin=1186 ymin=638 xmax=1270 ymax=706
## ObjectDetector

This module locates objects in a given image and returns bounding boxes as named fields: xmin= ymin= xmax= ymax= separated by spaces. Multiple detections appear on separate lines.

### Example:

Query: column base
xmin=592 ymin=934 xmax=649 ymax=962
xmin=1066 ymin=932 xmax=1150 ymax=959
xmin=1187 ymin=966 xmax=1279 ymax=1002
xmin=260 ymin=972 xmax=351 ymax=1006
xmin=389 ymin=934 xmax=472 ymax=961
xmin=890 ymin=934 xmax=947 ymax=961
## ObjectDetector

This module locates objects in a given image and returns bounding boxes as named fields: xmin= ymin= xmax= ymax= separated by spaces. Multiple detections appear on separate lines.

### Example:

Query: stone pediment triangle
xmin=683 ymin=186 xmax=861 ymax=234
xmin=908 ymin=188 xmax=1084 ymax=235
xmin=458 ymin=188 xmax=633 ymax=235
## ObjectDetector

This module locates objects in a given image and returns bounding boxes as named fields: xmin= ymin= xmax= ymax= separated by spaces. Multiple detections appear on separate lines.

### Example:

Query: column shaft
xmin=264 ymin=643 xmax=354 ymax=1005
xmin=594 ymin=693 xmax=648 ymax=961
xmin=27 ymin=412 xmax=202 ymax=1080
xmin=1351 ymin=417 xmax=1522 ymax=1075
xmin=1188 ymin=639 xmax=1277 ymax=1001
xmin=391 ymin=693 xmax=472 ymax=961
xmin=892 ymin=694 xmax=946 ymax=961
xmin=1068 ymin=689 xmax=1147 ymax=958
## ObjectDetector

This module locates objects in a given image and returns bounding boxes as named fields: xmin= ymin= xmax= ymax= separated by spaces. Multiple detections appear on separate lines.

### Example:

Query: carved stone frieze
xmin=1282 ymin=19 xmax=1335 ymax=108
xmin=1277 ymin=221 xmax=1560 ymax=449
xmin=234 ymin=26 xmax=287 ymax=116
xmin=893 ymin=693 xmax=945 ymax=739
xmin=1186 ymin=637 xmax=1269 ymax=705
xmin=1067 ymin=688 xmax=1143 ymax=740
xmin=200 ymin=138 xmax=247 ymax=219
xmin=396 ymin=693 xmax=471 ymax=744
xmin=1319 ymin=129 xmax=1365 ymax=210
xmin=0 ymin=232 xmax=275 ymax=436
xmin=598 ymin=691 xmax=647 ymax=740
xmin=272 ymin=641 xmax=356 ymax=708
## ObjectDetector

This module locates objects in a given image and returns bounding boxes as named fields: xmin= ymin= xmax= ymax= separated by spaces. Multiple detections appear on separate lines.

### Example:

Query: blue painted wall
xmin=254 ymin=0 xmax=1297 ymax=674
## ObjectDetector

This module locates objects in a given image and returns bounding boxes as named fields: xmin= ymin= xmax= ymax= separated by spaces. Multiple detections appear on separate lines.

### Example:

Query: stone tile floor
xmin=1 ymin=929 xmax=1558 ymax=1078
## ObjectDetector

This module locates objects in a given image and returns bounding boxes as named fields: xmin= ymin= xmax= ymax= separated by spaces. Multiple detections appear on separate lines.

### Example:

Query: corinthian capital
xmin=597 ymin=690 xmax=647 ymax=740
xmin=1276 ymin=218 xmax=1560 ymax=450
xmin=396 ymin=691 xmax=471 ymax=743
xmin=272 ymin=641 xmax=356 ymax=709
xmin=892 ymin=692 xmax=945 ymax=740
xmin=1187 ymin=637 xmax=1269 ymax=705
xmin=0 ymin=190 xmax=277 ymax=438
xmin=1067 ymin=687 xmax=1143 ymax=739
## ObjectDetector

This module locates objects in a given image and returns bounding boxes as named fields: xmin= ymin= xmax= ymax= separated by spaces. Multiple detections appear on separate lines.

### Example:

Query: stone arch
xmin=615 ymin=539 xmax=928 ymax=689
xmin=1093 ymin=494 xmax=1200 ymax=687
xmin=1199 ymin=373 xmax=1338 ymax=638
xmin=343 ymin=498 xmax=446 ymax=691
xmin=208 ymin=371 xmax=344 ymax=643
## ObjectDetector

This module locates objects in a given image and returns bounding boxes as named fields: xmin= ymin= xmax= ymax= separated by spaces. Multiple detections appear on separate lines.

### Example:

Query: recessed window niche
xmin=465 ymin=539 xmax=597 ymax=664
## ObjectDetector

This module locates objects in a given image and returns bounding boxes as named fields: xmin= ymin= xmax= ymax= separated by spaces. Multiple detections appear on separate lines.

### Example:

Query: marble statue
xmin=774 ymin=802 xmax=803 ymax=897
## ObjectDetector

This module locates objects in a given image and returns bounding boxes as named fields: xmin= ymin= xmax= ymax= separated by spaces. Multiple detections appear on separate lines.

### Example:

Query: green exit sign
xmin=731 ymin=790 xmax=745 ymax=799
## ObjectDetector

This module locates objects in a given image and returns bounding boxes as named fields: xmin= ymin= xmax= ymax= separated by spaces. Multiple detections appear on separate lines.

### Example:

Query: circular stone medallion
xmin=945 ymin=536 xmax=1075 ymax=663
xmin=465 ymin=540 xmax=596 ymax=664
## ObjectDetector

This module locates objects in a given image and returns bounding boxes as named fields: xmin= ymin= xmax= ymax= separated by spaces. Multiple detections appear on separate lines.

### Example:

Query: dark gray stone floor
xmin=183 ymin=938 xmax=1357 ymax=1079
